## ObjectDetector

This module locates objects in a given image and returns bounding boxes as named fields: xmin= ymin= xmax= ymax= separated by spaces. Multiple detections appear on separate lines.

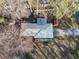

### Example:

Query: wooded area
xmin=0 ymin=0 xmax=79 ymax=59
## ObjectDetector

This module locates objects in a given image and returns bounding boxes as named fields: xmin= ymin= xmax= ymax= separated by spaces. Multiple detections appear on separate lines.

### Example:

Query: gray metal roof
xmin=20 ymin=23 xmax=53 ymax=39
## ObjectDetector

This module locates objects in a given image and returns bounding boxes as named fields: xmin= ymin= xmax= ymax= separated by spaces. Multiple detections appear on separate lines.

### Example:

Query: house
xmin=20 ymin=23 xmax=53 ymax=41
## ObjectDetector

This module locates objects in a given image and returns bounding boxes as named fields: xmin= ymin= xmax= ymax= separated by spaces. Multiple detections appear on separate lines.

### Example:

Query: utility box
xmin=37 ymin=18 xmax=47 ymax=25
